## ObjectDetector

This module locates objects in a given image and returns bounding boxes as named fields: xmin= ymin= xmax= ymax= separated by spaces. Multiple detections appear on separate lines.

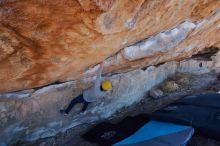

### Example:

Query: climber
xmin=60 ymin=62 xmax=112 ymax=115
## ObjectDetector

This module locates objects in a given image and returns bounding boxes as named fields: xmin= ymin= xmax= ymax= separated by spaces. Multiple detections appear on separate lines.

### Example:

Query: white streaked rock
xmin=122 ymin=21 xmax=196 ymax=61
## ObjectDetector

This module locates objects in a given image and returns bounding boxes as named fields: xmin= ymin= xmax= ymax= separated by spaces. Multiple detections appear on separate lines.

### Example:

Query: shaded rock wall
xmin=0 ymin=51 xmax=219 ymax=145
xmin=0 ymin=0 xmax=220 ymax=92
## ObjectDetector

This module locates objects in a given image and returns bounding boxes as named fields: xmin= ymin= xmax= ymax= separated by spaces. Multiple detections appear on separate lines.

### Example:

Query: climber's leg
xmin=60 ymin=94 xmax=84 ymax=114
xmin=82 ymin=101 xmax=89 ymax=112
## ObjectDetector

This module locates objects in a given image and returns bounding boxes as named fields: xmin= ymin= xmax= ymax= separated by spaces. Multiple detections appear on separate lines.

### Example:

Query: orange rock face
xmin=0 ymin=0 xmax=220 ymax=92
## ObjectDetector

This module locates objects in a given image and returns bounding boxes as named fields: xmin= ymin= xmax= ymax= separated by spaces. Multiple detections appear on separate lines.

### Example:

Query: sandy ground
xmin=15 ymin=72 xmax=220 ymax=146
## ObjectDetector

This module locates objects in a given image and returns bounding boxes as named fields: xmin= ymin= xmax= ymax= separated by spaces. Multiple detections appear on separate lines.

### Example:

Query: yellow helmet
xmin=101 ymin=80 xmax=112 ymax=91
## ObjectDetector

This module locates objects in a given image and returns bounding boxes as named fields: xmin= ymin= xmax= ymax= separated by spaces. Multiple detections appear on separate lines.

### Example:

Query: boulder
xmin=0 ymin=0 xmax=220 ymax=144
xmin=0 ymin=0 xmax=220 ymax=92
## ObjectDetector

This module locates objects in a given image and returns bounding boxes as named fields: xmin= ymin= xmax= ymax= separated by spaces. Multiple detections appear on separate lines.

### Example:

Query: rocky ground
xmin=14 ymin=72 xmax=220 ymax=146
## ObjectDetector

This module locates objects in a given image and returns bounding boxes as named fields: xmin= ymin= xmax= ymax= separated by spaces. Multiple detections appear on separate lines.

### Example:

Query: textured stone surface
xmin=0 ymin=0 xmax=220 ymax=92
xmin=1 ymin=1 xmax=220 ymax=145
xmin=160 ymin=81 xmax=180 ymax=93
xmin=149 ymin=88 xmax=163 ymax=99
xmin=0 ymin=55 xmax=219 ymax=145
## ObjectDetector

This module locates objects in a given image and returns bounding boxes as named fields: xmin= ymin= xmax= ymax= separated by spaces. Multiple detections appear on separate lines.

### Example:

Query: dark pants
xmin=64 ymin=94 xmax=89 ymax=114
